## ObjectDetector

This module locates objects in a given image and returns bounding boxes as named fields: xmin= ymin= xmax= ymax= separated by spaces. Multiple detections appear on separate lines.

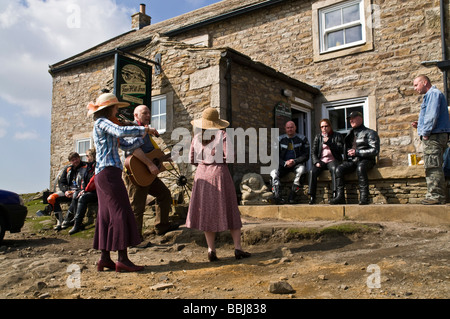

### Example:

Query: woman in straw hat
xmin=88 ymin=92 xmax=151 ymax=272
xmin=187 ymin=107 xmax=251 ymax=262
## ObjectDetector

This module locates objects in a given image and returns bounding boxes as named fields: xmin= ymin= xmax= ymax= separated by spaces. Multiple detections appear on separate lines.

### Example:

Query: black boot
xmin=69 ymin=218 xmax=84 ymax=235
xmin=308 ymin=196 xmax=316 ymax=205
xmin=272 ymin=184 xmax=284 ymax=204
xmin=330 ymin=175 xmax=345 ymax=204
xmin=288 ymin=184 xmax=301 ymax=204
xmin=330 ymin=189 xmax=345 ymax=205
xmin=61 ymin=211 xmax=74 ymax=229
xmin=358 ymin=187 xmax=369 ymax=205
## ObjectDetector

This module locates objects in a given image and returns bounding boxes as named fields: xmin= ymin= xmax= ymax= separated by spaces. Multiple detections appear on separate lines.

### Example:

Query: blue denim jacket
xmin=417 ymin=86 xmax=450 ymax=137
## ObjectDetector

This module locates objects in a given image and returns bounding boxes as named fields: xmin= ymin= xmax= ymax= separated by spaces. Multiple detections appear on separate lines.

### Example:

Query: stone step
xmin=239 ymin=204 xmax=450 ymax=227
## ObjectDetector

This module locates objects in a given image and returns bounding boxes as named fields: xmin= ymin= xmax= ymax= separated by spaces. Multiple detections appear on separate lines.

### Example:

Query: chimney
xmin=131 ymin=3 xmax=151 ymax=30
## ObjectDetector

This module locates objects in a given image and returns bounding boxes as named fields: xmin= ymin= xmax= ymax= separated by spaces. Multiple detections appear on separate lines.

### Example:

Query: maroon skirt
xmin=93 ymin=167 xmax=141 ymax=251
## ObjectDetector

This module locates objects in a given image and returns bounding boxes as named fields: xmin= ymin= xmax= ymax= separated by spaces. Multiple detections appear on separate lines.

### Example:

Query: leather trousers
xmin=308 ymin=161 xmax=339 ymax=198
xmin=334 ymin=159 xmax=374 ymax=202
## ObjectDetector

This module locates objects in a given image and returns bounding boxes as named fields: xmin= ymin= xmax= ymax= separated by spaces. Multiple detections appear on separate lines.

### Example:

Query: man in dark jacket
xmin=270 ymin=121 xmax=310 ymax=204
xmin=54 ymin=152 xmax=87 ymax=230
xmin=330 ymin=112 xmax=380 ymax=205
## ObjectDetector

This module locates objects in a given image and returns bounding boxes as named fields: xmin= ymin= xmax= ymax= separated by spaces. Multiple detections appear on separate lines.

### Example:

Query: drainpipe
xmin=440 ymin=0 xmax=448 ymax=101
xmin=225 ymin=56 xmax=233 ymax=127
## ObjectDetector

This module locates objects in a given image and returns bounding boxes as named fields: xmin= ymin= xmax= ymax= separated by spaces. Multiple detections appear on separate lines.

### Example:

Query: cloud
xmin=0 ymin=0 xmax=134 ymax=119
xmin=0 ymin=117 xmax=10 ymax=138
xmin=14 ymin=130 xmax=39 ymax=140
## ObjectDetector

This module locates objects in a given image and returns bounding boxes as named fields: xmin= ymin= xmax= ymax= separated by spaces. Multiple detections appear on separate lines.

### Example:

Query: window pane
xmin=151 ymin=101 xmax=159 ymax=116
xmin=327 ymin=30 xmax=344 ymax=48
xmin=160 ymin=98 xmax=166 ymax=114
xmin=345 ymin=25 xmax=362 ymax=43
xmin=328 ymin=108 xmax=346 ymax=132
xmin=343 ymin=4 xmax=360 ymax=24
xmin=325 ymin=9 xmax=341 ymax=29
xmin=151 ymin=116 xmax=159 ymax=130
xmin=78 ymin=140 xmax=90 ymax=154
xmin=160 ymin=115 xmax=166 ymax=131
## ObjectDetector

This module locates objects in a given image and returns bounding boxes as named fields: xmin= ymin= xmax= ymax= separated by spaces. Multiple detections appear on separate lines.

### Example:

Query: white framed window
xmin=319 ymin=0 xmax=365 ymax=53
xmin=151 ymin=95 xmax=166 ymax=133
xmin=312 ymin=0 xmax=373 ymax=62
xmin=76 ymin=138 xmax=91 ymax=162
xmin=322 ymin=97 xmax=369 ymax=134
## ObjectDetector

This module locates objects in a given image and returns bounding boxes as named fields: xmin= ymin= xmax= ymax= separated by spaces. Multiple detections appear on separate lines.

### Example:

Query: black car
xmin=0 ymin=189 xmax=28 ymax=244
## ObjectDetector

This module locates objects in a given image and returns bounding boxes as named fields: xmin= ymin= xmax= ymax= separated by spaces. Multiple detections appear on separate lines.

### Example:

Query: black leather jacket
xmin=58 ymin=162 xmax=87 ymax=192
xmin=343 ymin=125 xmax=380 ymax=162
xmin=278 ymin=133 xmax=310 ymax=166
xmin=311 ymin=132 xmax=344 ymax=165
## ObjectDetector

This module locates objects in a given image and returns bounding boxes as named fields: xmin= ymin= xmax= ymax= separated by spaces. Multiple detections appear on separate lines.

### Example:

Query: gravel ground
xmin=1 ymin=213 xmax=449 ymax=306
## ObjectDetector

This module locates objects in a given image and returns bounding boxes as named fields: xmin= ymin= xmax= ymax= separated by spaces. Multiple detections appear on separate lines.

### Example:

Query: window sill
xmin=314 ymin=41 xmax=373 ymax=62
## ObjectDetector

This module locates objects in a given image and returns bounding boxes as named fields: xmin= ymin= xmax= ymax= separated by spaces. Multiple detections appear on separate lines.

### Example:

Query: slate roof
xmin=49 ymin=0 xmax=288 ymax=72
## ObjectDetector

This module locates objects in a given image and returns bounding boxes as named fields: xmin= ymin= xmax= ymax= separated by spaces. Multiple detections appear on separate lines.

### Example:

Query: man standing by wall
xmin=411 ymin=75 xmax=450 ymax=205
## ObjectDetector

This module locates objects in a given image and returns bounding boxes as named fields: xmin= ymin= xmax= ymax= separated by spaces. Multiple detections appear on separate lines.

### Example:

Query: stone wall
xmin=49 ymin=36 xmax=316 ymax=188
xmin=50 ymin=59 xmax=115 ymax=184
xmin=271 ymin=165 xmax=449 ymax=204
xmin=172 ymin=0 xmax=449 ymax=167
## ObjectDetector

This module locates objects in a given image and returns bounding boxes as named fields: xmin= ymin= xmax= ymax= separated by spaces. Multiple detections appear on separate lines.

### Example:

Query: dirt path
xmin=0 ymin=215 xmax=449 ymax=302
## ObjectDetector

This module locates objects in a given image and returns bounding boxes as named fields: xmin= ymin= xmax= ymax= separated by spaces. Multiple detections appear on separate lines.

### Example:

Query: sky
xmin=0 ymin=0 xmax=222 ymax=194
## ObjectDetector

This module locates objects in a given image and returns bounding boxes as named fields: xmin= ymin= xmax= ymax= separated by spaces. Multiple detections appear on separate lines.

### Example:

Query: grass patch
xmin=286 ymin=222 xmax=379 ymax=240
xmin=23 ymin=197 xmax=95 ymax=239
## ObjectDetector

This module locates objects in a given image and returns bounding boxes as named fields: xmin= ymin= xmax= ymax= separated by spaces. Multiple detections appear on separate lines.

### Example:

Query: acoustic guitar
xmin=124 ymin=149 xmax=171 ymax=187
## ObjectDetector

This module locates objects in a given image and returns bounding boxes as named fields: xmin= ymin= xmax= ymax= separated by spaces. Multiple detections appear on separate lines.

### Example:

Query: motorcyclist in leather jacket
xmin=330 ymin=111 xmax=380 ymax=205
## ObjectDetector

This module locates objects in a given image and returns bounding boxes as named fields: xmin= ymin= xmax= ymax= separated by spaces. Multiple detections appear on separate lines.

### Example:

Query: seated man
xmin=48 ymin=152 xmax=87 ymax=230
xmin=330 ymin=112 xmax=380 ymax=205
xmin=69 ymin=148 xmax=98 ymax=235
xmin=270 ymin=120 xmax=310 ymax=204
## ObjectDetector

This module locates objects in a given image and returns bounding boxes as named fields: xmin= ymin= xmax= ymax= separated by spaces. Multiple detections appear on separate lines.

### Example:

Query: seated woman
xmin=308 ymin=119 xmax=344 ymax=204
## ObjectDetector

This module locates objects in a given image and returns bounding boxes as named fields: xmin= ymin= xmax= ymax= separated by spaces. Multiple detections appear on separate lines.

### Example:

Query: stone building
xmin=48 ymin=0 xmax=450 ymax=204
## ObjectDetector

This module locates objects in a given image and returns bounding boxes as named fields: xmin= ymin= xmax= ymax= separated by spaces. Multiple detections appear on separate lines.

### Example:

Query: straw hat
xmin=191 ymin=107 xmax=229 ymax=129
xmin=87 ymin=93 xmax=130 ymax=116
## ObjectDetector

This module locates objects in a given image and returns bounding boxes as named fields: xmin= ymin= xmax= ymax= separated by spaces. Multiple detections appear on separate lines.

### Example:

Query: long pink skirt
xmin=186 ymin=163 xmax=242 ymax=232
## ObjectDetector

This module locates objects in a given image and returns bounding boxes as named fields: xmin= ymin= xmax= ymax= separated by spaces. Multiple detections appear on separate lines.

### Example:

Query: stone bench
xmin=263 ymin=165 xmax=449 ymax=204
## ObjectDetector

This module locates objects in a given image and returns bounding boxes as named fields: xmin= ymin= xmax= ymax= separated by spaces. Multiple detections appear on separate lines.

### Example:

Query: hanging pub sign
xmin=113 ymin=53 xmax=152 ymax=120
xmin=274 ymin=102 xmax=292 ymax=134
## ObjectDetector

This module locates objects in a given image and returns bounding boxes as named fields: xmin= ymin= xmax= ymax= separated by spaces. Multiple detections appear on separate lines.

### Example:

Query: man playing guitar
xmin=122 ymin=105 xmax=179 ymax=243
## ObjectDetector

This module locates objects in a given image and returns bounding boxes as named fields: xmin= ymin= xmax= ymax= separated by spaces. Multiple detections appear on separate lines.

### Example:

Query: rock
xmin=37 ymin=281 xmax=47 ymax=290
xmin=150 ymin=283 xmax=174 ymax=291
xmin=318 ymin=275 xmax=327 ymax=280
xmin=281 ymin=247 xmax=293 ymax=257
xmin=268 ymin=281 xmax=295 ymax=294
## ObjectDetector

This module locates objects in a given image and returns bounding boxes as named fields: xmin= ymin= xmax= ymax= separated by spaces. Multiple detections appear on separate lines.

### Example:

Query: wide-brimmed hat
xmin=87 ymin=93 xmax=130 ymax=116
xmin=191 ymin=107 xmax=229 ymax=129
